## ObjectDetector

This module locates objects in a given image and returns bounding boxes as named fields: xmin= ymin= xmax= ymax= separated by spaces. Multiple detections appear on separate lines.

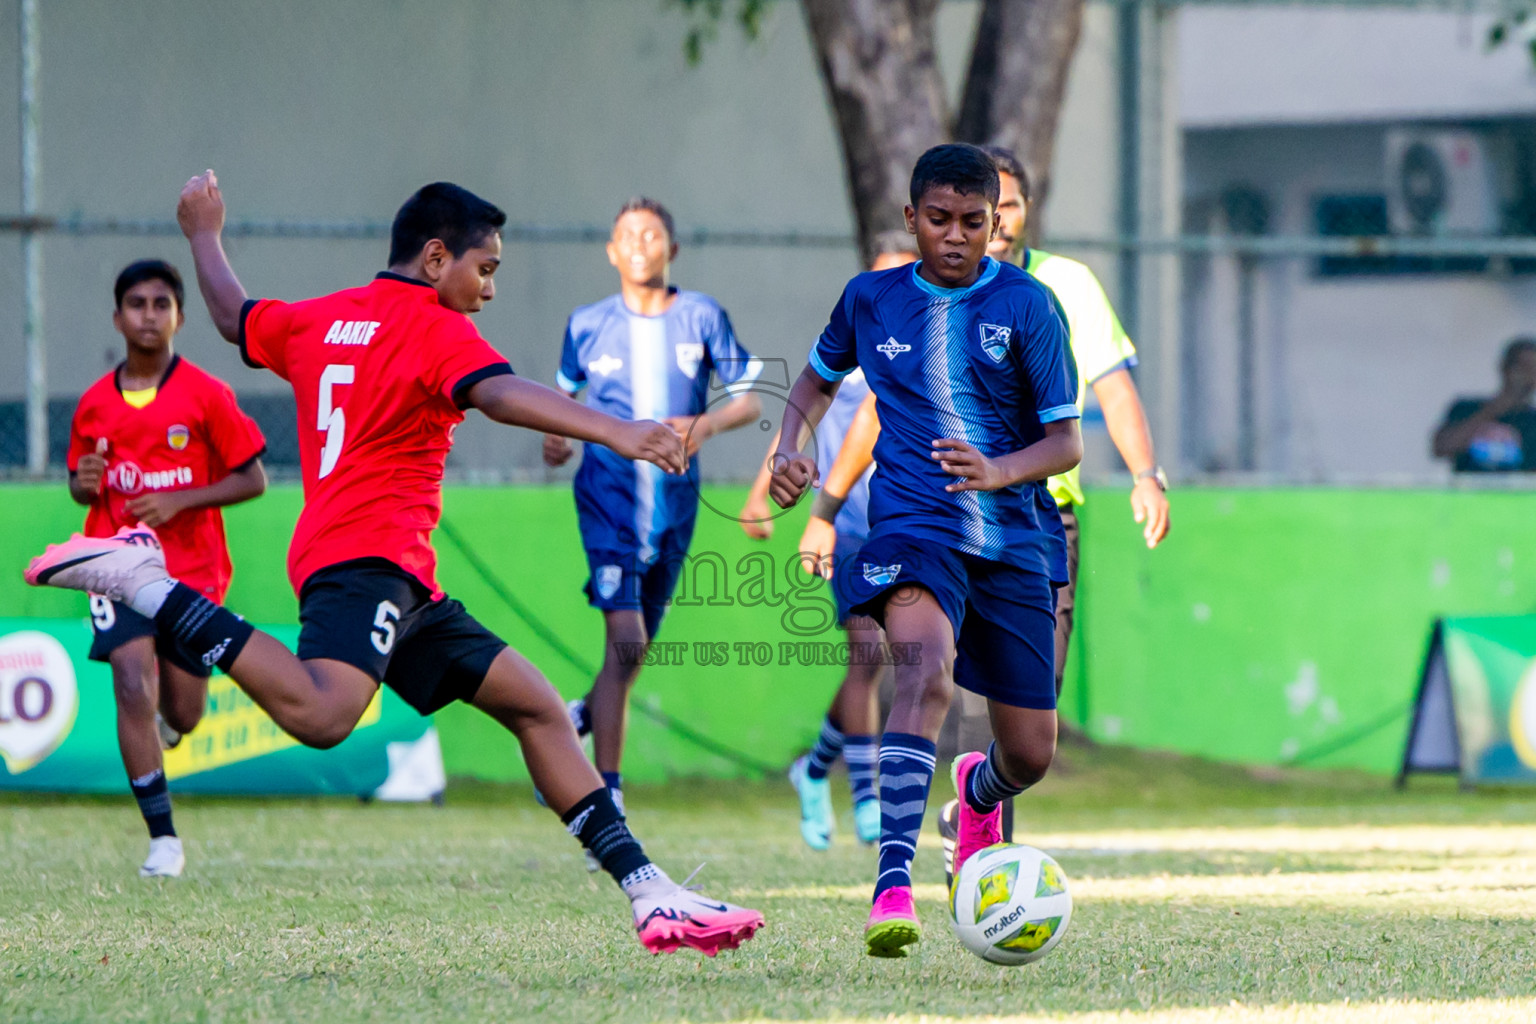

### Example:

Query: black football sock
xmin=130 ymin=769 xmax=176 ymax=839
xmin=152 ymin=582 xmax=254 ymax=673
xmin=561 ymin=787 xmax=651 ymax=890
xmin=601 ymin=771 xmax=624 ymax=814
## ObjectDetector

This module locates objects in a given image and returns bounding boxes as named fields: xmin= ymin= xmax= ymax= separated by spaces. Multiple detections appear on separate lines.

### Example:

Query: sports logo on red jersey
xmin=167 ymin=424 xmax=190 ymax=450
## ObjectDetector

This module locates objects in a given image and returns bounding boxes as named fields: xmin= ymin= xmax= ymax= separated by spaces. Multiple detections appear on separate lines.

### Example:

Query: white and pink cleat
xmin=24 ymin=525 xmax=167 ymax=601
xmin=632 ymin=879 xmax=764 ymax=956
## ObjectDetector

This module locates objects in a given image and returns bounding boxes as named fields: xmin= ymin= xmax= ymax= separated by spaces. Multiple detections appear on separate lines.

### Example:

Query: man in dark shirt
xmin=1433 ymin=338 xmax=1536 ymax=472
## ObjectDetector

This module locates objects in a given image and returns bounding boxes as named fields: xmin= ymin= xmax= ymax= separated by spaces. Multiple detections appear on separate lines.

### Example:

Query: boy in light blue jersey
xmin=741 ymin=236 xmax=919 ymax=852
xmin=545 ymin=198 xmax=762 ymax=822
xmin=770 ymin=145 xmax=1082 ymax=957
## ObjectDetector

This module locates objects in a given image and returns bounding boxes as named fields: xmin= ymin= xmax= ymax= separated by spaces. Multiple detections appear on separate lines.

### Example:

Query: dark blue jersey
xmin=808 ymin=257 xmax=1079 ymax=581
xmin=559 ymin=289 xmax=759 ymax=563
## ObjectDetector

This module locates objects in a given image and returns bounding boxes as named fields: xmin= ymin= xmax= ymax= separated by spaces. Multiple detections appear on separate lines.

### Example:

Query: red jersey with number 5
xmin=67 ymin=356 xmax=267 ymax=601
xmin=239 ymin=273 xmax=513 ymax=596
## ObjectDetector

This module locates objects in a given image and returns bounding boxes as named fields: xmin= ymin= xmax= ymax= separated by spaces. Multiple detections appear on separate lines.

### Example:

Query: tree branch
xmin=799 ymin=0 xmax=950 ymax=263
xmin=955 ymin=0 xmax=1085 ymax=242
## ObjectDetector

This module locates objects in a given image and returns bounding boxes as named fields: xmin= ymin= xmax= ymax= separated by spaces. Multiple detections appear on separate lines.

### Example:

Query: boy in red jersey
xmin=27 ymin=174 xmax=761 ymax=956
xmin=68 ymin=259 xmax=267 ymax=879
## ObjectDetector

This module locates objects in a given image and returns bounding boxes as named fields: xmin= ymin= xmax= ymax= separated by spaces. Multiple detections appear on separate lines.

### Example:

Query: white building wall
xmin=0 ymin=0 xmax=1128 ymax=480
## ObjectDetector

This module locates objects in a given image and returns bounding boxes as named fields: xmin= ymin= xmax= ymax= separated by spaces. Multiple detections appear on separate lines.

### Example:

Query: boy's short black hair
xmin=114 ymin=259 xmax=185 ymax=311
xmin=614 ymin=197 xmax=676 ymax=243
xmin=909 ymin=143 xmax=1000 ymax=209
xmin=388 ymin=182 xmax=507 ymax=266
xmin=981 ymin=145 xmax=1032 ymax=203
xmin=1501 ymin=337 xmax=1536 ymax=374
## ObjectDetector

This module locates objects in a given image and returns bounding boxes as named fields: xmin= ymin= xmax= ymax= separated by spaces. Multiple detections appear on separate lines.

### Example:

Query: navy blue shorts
xmin=88 ymin=595 xmax=212 ymax=678
xmin=845 ymin=534 xmax=1058 ymax=710
xmin=830 ymin=533 xmax=871 ymax=628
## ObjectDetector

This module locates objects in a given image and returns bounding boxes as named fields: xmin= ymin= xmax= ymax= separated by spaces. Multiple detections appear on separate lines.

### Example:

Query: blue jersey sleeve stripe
xmin=555 ymin=369 xmax=586 ymax=393
xmin=1085 ymin=355 xmax=1139 ymax=385
xmin=809 ymin=345 xmax=853 ymax=383
xmin=722 ymin=356 xmax=764 ymax=397
xmin=1038 ymin=403 xmax=1081 ymax=424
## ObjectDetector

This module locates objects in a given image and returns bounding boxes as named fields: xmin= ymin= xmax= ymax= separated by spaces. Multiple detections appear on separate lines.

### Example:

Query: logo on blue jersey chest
xmin=979 ymin=323 xmax=1012 ymax=363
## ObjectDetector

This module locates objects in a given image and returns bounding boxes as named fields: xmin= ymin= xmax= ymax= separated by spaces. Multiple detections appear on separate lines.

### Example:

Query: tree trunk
xmin=798 ymin=0 xmax=950 ymax=264
xmin=954 ymin=0 xmax=1086 ymax=243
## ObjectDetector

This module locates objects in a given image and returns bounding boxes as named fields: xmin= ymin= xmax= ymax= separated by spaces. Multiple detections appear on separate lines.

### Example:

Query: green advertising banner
xmin=0 ymin=617 xmax=441 ymax=797
xmin=1402 ymin=616 xmax=1536 ymax=786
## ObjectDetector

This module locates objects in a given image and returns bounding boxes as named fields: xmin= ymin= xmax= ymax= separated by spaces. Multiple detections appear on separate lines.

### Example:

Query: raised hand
xmin=177 ymin=169 xmax=226 ymax=239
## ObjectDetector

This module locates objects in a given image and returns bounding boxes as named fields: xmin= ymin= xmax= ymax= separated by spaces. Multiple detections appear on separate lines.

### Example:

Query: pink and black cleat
xmin=950 ymin=751 xmax=1003 ymax=877
xmin=24 ymin=525 xmax=166 ymax=601
xmin=632 ymin=884 xmax=764 ymax=956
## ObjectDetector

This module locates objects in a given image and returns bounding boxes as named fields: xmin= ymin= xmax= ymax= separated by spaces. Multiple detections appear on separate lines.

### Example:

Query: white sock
xmin=621 ymin=863 xmax=672 ymax=899
xmin=127 ymin=577 xmax=178 ymax=618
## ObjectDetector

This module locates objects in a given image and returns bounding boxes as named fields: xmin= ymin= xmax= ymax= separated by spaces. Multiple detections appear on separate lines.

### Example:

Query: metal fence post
xmin=20 ymin=0 xmax=44 ymax=475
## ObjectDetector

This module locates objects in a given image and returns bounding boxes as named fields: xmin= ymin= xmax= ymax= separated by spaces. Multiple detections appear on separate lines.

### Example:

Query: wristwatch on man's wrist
xmin=1134 ymin=466 xmax=1168 ymax=492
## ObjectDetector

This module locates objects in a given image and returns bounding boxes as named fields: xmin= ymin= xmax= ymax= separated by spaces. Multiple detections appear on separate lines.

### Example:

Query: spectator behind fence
xmin=1432 ymin=338 xmax=1536 ymax=473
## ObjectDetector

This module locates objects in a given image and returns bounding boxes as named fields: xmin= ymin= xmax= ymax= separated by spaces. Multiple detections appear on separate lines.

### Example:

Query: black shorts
xmin=296 ymin=558 xmax=507 ymax=715
xmin=88 ymin=594 xmax=212 ymax=678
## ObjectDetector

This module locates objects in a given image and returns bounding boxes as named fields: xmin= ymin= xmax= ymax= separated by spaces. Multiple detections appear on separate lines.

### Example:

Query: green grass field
xmin=5 ymin=745 xmax=1536 ymax=1023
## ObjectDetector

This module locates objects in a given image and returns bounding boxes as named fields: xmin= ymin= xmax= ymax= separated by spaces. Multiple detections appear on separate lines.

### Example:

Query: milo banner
xmin=0 ymin=618 xmax=443 ymax=798
xmin=1401 ymin=616 xmax=1536 ymax=786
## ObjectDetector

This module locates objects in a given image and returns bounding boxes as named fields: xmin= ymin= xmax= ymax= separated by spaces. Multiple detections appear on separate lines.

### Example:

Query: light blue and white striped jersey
xmin=812 ymin=367 xmax=873 ymax=541
xmin=559 ymin=289 xmax=760 ymax=563
xmin=808 ymin=257 xmax=1079 ymax=581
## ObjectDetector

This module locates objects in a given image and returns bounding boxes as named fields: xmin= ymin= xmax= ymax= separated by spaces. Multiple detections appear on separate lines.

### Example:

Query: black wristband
xmin=809 ymin=489 xmax=846 ymax=523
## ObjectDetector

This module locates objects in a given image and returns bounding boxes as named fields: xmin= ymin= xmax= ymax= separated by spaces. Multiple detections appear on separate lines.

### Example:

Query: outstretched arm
xmin=468 ymin=374 xmax=686 ymax=475
xmin=177 ymin=170 xmax=248 ymax=344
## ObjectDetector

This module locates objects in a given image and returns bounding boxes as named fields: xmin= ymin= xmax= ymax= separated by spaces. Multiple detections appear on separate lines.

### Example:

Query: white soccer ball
xmin=949 ymin=843 xmax=1073 ymax=966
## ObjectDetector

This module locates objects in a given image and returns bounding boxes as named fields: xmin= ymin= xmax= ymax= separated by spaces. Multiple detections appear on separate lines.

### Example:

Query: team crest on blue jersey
xmin=675 ymin=342 xmax=704 ymax=379
xmin=877 ymin=336 xmax=911 ymax=361
xmin=588 ymin=354 xmax=624 ymax=377
xmin=596 ymin=564 xmax=624 ymax=600
xmin=862 ymin=563 xmax=902 ymax=587
xmin=979 ymin=324 xmax=1012 ymax=363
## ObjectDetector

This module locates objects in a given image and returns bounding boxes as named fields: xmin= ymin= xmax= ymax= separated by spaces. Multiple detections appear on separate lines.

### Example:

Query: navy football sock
xmin=844 ymin=734 xmax=878 ymax=805
xmin=151 ymin=582 xmax=253 ymax=673
xmin=130 ymin=769 xmax=175 ymax=839
xmin=562 ymin=786 xmax=649 ymax=888
xmin=805 ymin=715 xmax=845 ymax=781
xmin=965 ymin=742 xmax=1029 ymax=814
xmin=873 ymin=732 xmax=936 ymax=900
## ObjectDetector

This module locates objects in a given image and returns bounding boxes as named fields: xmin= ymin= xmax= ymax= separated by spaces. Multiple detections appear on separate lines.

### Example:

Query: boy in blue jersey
xmin=544 ymin=198 xmax=762 ymax=821
xmin=741 ymin=233 xmax=918 ymax=851
xmin=770 ymin=144 xmax=1082 ymax=958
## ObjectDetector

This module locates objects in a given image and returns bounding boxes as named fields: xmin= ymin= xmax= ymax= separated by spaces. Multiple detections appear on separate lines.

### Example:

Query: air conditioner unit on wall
xmin=1384 ymin=128 xmax=1500 ymax=236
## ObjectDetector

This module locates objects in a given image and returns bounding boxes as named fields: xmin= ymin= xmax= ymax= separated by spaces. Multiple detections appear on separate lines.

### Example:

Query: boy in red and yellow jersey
xmin=67 ymin=259 xmax=267 ymax=878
